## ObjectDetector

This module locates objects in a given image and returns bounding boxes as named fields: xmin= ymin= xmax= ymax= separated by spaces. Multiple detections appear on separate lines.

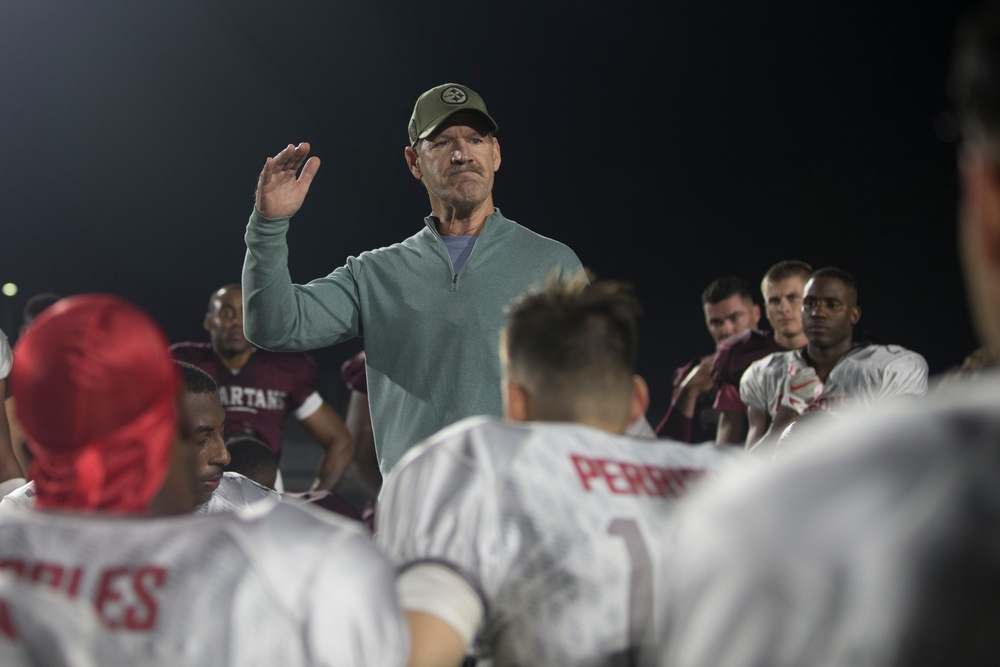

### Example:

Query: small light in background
xmin=2 ymin=283 xmax=18 ymax=297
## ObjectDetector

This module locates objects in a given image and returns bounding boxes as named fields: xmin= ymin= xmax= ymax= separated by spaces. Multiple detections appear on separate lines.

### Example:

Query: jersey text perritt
xmin=570 ymin=453 xmax=705 ymax=498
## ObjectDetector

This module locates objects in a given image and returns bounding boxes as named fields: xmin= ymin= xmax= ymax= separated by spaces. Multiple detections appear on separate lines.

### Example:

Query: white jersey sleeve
xmin=293 ymin=391 xmax=324 ymax=421
xmin=304 ymin=521 xmax=409 ymax=667
xmin=0 ymin=329 xmax=11 ymax=381
xmin=0 ymin=482 xmax=35 ymax=514
xmin=377 ymin=418 xmax=502 ymax=611
xmin=869 ymin=345 xmax=928 ymax=401
xmin=379 ymin=416 xmax=742 ymax=666
xmin=228 ymin=500 xmax=409 ymax=667
xmin=197 ymin=472 xmax=278 ymax=514
xmin=739 ymin=352 xmax=791 ymax=416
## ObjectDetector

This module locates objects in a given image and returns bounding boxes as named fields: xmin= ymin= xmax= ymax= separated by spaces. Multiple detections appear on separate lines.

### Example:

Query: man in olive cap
xmin=243 ymin=83 xmax=584 ymax=477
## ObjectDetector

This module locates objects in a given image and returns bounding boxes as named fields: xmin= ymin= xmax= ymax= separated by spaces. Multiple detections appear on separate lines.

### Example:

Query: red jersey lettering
xmin=0 ymin=600 xmax=18 ymax=639
xmin=29 ymin=562 xmax=64 ymax=588
xmin=95 ymin=566 xmax=166 ymax=631
xmin=128 ymin=567 xmax=166 ymax=630
xmin=571 ymin=454 xmax=600 ymax=491
xmin=570 ymin=454 xmax=706 ymax=498
xmin=0 ymin=560 xmax=25 ymax=578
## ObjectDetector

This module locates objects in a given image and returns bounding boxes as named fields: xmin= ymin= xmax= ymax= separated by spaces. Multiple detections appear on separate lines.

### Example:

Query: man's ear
xmin=503 ymin=381 xmax=530 ymax=422
xmin=629 ymin=375 xmax=650 ymax=425
xmin=202 ymin=313 xmax=212 ymax=333
xmin=491 ymin=137 xmax=502 ymax=172
xmin=850 ymin=305 xmax=862 ymax=326
xmin=404 ymin=146 xmax=422 ymax=180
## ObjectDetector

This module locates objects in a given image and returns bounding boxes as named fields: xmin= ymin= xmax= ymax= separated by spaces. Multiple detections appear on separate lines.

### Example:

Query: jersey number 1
xmin=608 ymin=518 xmax=652 ymax=667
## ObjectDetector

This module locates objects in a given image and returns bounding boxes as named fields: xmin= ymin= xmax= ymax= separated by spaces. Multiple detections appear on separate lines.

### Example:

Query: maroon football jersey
xmin=711 ymin=330 xmax=786 ymax=412
xmin=170 ymin=343 xmax=319 ymax=455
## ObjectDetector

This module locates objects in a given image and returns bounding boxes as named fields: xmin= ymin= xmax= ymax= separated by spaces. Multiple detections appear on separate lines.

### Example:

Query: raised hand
xmin=680 ymin=355 xmax=716 ymax=397
xmin=672 ymin=354 xmax=717 ymax=419
xmin=254 ymin=142 xmax=321 ymax=219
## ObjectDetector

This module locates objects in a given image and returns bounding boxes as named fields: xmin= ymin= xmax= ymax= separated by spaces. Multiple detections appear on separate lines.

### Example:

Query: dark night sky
xmin=0 ymin=1 xmax=981 ymax=422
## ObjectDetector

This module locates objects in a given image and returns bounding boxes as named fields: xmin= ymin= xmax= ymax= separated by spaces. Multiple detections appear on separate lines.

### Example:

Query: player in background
xmin=176 ymin=362 xmax=278 ymax=512
xmin=713 ymin=260 xmax=811 ymax=444
xmin=0 ymin=295 xmax=407 ymax=665
xmin=339 ymin=350 xmax=380 ymax=497
xmin=172 ymin=284 xmax=355 ymax=492
xmin=0 ymin=362 xmax=277 ymax=515
xmin=224 ymin=435 xmax=279 ymax=490
xmin=740 ymin=267 xmax=927 ymax=454
xmin=378 ymin=276 xmax=739 ymax=667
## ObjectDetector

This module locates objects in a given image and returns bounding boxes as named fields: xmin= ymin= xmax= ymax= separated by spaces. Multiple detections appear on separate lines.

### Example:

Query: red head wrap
xmin=10 ymin=295 xmax=179 ymax=513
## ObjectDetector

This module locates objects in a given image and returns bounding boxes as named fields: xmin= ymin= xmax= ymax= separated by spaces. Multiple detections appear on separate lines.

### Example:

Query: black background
xmin=0 ymin=1 xmax=980 ymax=422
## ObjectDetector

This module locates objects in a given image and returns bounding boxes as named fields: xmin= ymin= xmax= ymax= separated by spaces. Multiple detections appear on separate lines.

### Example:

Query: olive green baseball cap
xmin=408 ymin=83 xmax=499 ymax=147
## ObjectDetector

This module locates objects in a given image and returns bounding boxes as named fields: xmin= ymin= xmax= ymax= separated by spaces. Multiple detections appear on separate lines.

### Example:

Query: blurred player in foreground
xmin=378 ymin=276 xmax=739 ymax=667
xmin=0 ymin=362 xmax=277 ymax=515
xmin=0 ymin=294 xmax=407 ymax=665
xmin=653 ymin=7 xmax=1000 ymax=664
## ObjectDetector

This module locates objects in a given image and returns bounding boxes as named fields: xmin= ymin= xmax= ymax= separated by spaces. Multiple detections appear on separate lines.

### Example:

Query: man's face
xmin=406 ymin=112 xmax=501 ymax=212
xmin=184 ymin=390 xmax=229 ymax=507
xmin=703 ymin=294 xmax=760 ymax=344
xmin=801 ymin=277 xmax=860 ymax=350
xmin=204 ymin=288 xmax=249 ymax=358
xmin=763 ymin=276 xmax=807 ymax=340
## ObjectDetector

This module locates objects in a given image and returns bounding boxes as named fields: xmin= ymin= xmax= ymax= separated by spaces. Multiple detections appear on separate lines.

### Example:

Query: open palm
xmin=255 ymin=142 xmax=321 ymax=219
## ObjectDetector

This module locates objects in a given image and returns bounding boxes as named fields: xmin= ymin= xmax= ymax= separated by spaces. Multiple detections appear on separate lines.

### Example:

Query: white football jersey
xmin=0 ymin=575 xmax=102 ymax=667
xmin=0 ymin=472 xmax=276 ymax=515
xmin=0 ymin=497 xmax=407 ymax=666
xmin=655 ymin=372 xmax=1000 ymax=666
xmin=199 ymin=472 xmax=278 ymax=513
xmin=740 ymin=344 xmax=928 ymax=418
xmin=377 ymin=416 xmax=741 ymax=666
xmin=0 ymin=328 xmax=11 ymax=380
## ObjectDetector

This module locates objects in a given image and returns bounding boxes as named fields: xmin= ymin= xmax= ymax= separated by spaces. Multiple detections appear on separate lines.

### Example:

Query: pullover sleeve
xmin=876 ymin=349 xmax=929 ymax=401
xmin=242 ymin=209 xmax=363 ymax=351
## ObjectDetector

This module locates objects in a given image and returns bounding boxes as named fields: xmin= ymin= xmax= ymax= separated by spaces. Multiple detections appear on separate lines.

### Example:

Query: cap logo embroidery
xmin=440 ymin=86 xmax=467 ymax=105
